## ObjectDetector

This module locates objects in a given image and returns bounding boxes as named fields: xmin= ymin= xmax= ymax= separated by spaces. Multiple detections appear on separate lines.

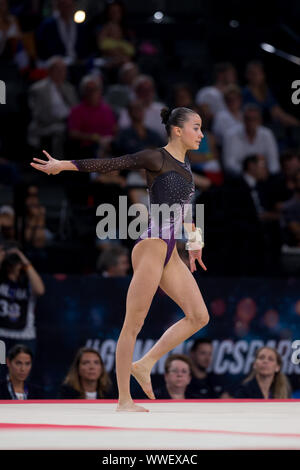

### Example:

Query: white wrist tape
xmin=185 ymin=227 xmax=204 ymax=250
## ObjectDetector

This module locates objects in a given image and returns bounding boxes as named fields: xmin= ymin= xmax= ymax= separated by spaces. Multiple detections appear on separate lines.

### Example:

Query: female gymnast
xmin=30 ymin=106 xmax=210 ymax=412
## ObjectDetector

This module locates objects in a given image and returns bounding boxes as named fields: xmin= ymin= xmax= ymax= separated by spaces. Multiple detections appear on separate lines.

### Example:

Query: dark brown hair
xmin=160 ymin=106 xmax=198 ymax=137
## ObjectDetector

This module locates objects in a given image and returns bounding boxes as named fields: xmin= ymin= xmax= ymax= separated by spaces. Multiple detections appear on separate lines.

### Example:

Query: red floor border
xmin=0 ymin=422 xmax=299 ymax=440
xmin=0 ymin=399 xmax=299 ymax=404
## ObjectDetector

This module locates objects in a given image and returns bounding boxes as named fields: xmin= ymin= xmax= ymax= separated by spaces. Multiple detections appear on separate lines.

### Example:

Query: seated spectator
xmin=68 ymin=74 xmax=117 ymax=158
xmin=0 ymin=205 xmax=15 ymax=241
xmin=280 ymin=169 xmax=300 ymax=247
xmin=212 ymin=84 xmax=243 ymax=144
xmin=0 ymin=157 xmax=20 ymax=185
xmin=36 ymin=0 xmax=88 ymax=62
xmin=96 ymin=246 xmax=130 ymax=277
xmin=170 ymin=82 xmax=196 ymax=110
xmin=23 ymin=194 xmax=53 ymax=249
xmin=195 ymin=62 xmax=238 ymax=123
xmin=0 ymin=344 xmax=44 ymax=399
xmin=113 ymin=98 xmax=165 ymax=155
xmin=154 ymin=354 xmax=197 ymax=399
xmin=222 ymin=104 xmax=280 ymax=175
xmin=97 ymin=21 xmax=135 ymax=69
xmin=28 ymin=56 xmax=78 ymax=156
xmin=243 ymin=60 xmax=300 ymax=131
xmin=104 ymin=61 xmax=139 ymax=115
xmin=187 ymin=338 xmax=226 ymax=398
xmin=233 ymin=346 xmax=291 ymax=398
xmin=0 ymin=0 xmax=29 ymax=70
xmin=118 ymin=75 xmax=167 ymax=141
xmin=0 ymin=247 xmax=45 ymax=372
xmin=58 ymin=347 xmax=112 ymax=399
xmin=188 ymin=105 xmax=223 ymax=186
xmin=266 ymin=150 xmax=300 ymax=212
xmin=126 ymin=168 xmax=149 ymax=209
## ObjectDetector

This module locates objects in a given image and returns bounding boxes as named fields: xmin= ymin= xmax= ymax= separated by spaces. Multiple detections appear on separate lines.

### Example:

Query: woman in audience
xmin=58 ymin=347 xmax=112 ymax=399
xmin=154 ymin=354 xmax=197 ymax=399
xmin=0 ymin=344 xmax=43 ymax=399
xmin=243 ymin=61 xmax=300 ymax=130
xmin=233 ymin=346 xmax=291 ymax=399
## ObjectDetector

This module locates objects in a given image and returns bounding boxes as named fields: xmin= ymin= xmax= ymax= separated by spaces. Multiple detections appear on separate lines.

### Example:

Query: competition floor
xmin=0 ymin=399 xmax=299 ymax=450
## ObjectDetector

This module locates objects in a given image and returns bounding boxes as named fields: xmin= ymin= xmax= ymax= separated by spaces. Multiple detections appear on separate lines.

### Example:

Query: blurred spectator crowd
xmin=0 ymin=0 xmax=300 ymax=400
xmin=1 ymin=0 xmax=300 ymax=277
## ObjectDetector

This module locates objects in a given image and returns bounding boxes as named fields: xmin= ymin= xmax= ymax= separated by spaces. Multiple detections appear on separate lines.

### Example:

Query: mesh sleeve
xmin=70 ymin=149 xmax=163 ymax=174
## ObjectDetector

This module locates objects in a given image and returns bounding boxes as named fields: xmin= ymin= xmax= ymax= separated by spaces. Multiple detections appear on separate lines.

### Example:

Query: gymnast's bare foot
xmin=116 ymin=400 xmax=149 ymax=412
xmin=131 ymin=361 xmax=156 ymax=400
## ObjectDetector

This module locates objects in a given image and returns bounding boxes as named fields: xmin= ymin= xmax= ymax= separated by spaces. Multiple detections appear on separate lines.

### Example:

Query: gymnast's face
xmin=172 ymin=113 xmax=204 ymax=150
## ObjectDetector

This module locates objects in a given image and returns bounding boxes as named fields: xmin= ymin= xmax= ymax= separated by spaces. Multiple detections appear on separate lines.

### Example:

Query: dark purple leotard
xmin=71 ymin=147 xmax=195 ymax=266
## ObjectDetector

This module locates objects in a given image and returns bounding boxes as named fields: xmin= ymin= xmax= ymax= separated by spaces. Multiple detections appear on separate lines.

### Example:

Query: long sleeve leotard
xmin=71 ymin=147 xmax=195 ymax=266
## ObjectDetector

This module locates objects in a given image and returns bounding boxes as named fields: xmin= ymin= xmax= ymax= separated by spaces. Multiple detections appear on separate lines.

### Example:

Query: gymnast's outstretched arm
xmin=30 ymin=149 xmax=163 ymax=175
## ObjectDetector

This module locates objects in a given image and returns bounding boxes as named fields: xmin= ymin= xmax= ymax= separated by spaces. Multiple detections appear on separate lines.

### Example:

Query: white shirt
xmin=243 ymin=172 xmax=263 ymax=214
xmin=223 ymin=125 xmax=280 ymax=175
xmin=85 ymin=391 xmax=97 ymax=399
xmin=212 ymin=109 xmax=243 ymax=144
xmin=49 ymin=81 xmax=71 ymax=120
xmin=195 ymin=86 xmax=226 ymax=116
xmin=118 ymin=101 xmax=167 ymax=140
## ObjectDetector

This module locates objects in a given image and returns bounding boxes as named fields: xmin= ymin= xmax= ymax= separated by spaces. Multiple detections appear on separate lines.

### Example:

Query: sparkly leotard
xmin=71 ymin=147 xmax=195 ymax=266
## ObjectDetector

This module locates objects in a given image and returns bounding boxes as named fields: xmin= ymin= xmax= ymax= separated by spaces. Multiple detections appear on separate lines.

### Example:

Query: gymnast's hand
xmin=188 ymin=222 xmax=207 ymax=273
xmin=188 ymin=248 xmax=207 ymax=273
xmin=30 ymin=150 xmax=62 ymax=175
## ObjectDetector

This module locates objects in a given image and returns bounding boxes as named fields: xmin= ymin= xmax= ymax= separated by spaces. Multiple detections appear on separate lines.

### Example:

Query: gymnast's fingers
xmin=42 ymin=150 xmax=53 ymax=160
xmin=30 ymin=162 xmax=49 ymax=173
xmin=33 ymin=157 xmax=47 ymax=164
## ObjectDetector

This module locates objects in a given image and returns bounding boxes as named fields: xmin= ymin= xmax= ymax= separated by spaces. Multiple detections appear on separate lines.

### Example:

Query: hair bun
xmin=160 ymin=107 xmax=172 ymax=125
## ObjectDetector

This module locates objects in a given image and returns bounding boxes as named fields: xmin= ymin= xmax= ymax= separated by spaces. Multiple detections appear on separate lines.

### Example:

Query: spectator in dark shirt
xmin=0 ymin=344 xmax=44 ymax=399
xmin=233 ymin=346 xmax=291 ymax=399
xmin=36 ymin=0 xmax=88 ymax=62
xmin=58 ymin=347 xmax=112 ymax=399
xmin=154 ymin=354 xmax=196 ymax=399
xmin=267 ymin=150 xmax=300 ymax=212
xmin=280 ymin=168 xmax=300 ymax=247
xmin=96 ymin=246 xmax=130 ymax=277
xmin=113 ymin=98 xmax=165 ymax=155
xmin=243 ymin=60 xmax=300 ymax=129
xmin=187 ymin=338 xmax=226 ymax=398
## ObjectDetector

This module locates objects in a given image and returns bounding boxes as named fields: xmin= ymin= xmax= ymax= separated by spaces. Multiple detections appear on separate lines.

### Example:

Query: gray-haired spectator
xmin=28 ymin=56 xmax=78 ymax=155
xmin=222 ymin=104 xmax=280 ymax=175
xmin=104 ymin=61 xmax=139 ymax=114
xmin=96 ymin=246 xmax=130 ymax=277
xmin=117 ymin=75 xmax=167 ymax=140
xmin=68 ymin=74 xmax=117 ymax=157
xmin=212 ymin=84 xmax=243 ymax=144
xmin=195 ymin=62 xmax=238 ymax=121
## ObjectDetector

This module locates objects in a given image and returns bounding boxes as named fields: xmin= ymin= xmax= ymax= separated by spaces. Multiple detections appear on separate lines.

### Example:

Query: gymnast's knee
xmin=187 ymin=309 xmax=210 ymax=330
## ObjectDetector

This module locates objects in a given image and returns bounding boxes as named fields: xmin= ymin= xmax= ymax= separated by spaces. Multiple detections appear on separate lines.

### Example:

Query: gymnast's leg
xmin=116 ymin=238 xmax=167 ymax=412
xmin=131 ymin=246 xmax=209 ymax=392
